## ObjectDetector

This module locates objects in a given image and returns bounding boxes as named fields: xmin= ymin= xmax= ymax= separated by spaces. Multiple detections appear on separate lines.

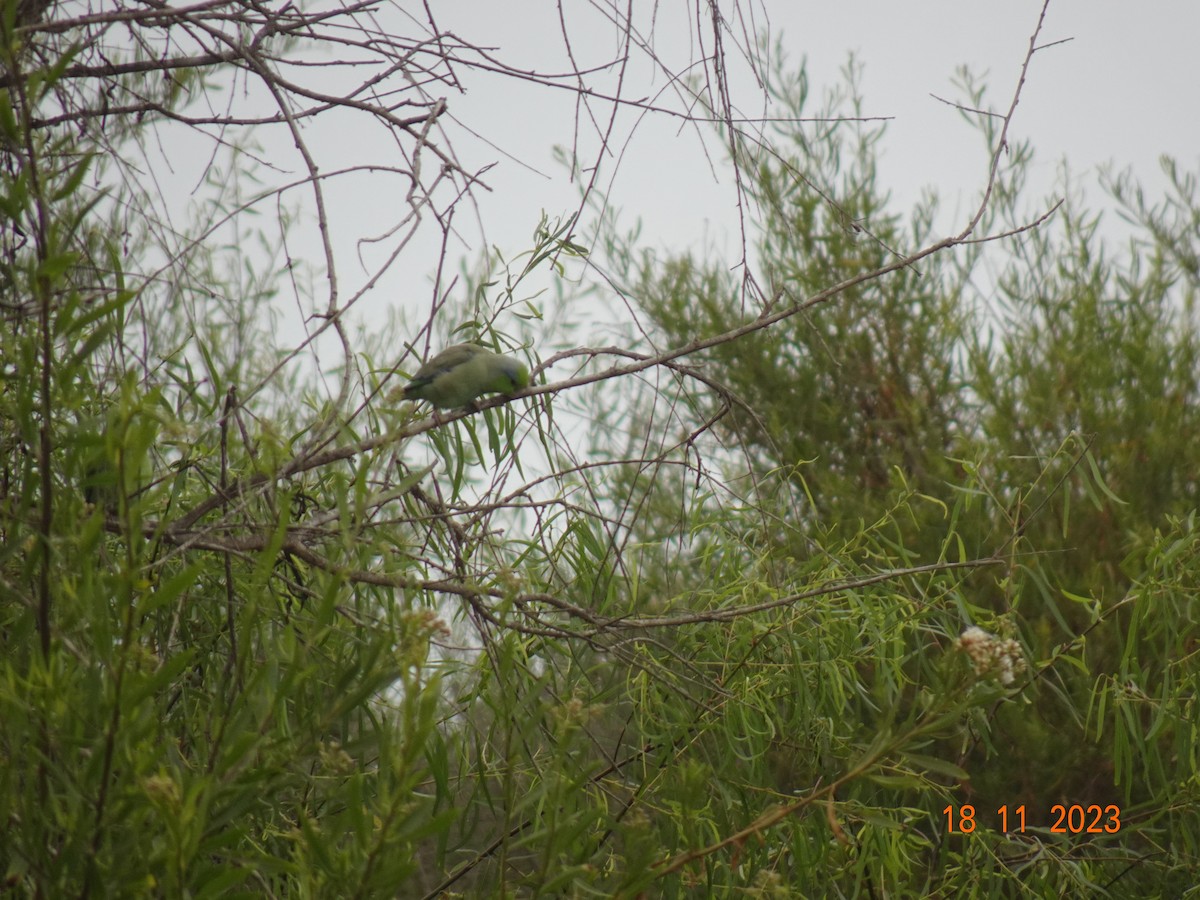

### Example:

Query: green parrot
xmin=400 ymin=343 xmax=530 ymax=409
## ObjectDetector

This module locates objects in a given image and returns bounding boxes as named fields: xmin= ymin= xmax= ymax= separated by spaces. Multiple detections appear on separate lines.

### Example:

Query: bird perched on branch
xmin=399 ymin=343 xmax=530 ymax=410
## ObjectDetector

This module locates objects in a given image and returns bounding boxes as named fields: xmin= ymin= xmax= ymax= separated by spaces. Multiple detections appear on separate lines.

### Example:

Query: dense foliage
xmin=2 ymin=2 xmax=1198 ymax=897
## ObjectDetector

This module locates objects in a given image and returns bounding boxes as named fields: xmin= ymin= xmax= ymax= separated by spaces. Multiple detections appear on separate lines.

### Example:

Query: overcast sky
xmin=316 ymin=1 xmax=1191 ymax=346
xmin=194 ymin=1 xmax=1199 ymax=368
xmin=406 ymin=2 xmax=1190 ymax=257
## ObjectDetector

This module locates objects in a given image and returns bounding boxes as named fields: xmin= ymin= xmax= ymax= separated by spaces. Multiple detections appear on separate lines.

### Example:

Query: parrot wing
xmin=410 ymin=343 xmax=485 ymax=383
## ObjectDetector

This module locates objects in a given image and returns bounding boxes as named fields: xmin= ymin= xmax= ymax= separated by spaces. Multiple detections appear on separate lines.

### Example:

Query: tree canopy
xmin=2 ymin=1 xmax=1199 ymax=896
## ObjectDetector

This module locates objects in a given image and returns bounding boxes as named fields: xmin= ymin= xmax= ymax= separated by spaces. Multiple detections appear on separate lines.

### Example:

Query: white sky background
xmin=133 ymin=1 xmax=1200 ymax=396
xmin=309 ymin=0 xmax=1199 ymax=362
xmin=425 ymin=0 xmax=1197 ymax=254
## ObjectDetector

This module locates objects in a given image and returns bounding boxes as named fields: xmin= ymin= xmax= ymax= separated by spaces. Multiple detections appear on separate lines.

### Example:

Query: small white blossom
xmin=956 ymin=626 xmax=1026 ymax=685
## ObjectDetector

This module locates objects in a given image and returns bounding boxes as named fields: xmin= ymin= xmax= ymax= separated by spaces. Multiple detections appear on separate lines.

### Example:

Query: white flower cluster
xmin=956 ymin=626 xmax=1026 ymax=686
